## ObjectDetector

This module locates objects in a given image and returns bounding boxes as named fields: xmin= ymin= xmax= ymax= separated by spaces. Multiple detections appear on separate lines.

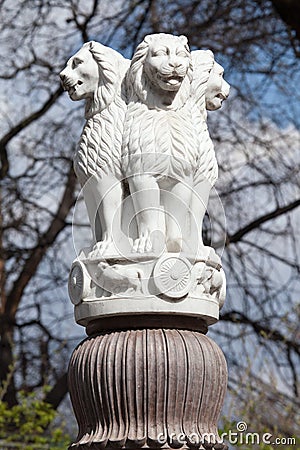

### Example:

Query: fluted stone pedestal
xmin=68 ymin=326 xmax=227 ymax=450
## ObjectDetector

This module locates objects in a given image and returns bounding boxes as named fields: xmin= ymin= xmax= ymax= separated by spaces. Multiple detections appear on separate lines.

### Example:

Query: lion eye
xmin=72 ymin=58 xmax=83 ymax=69
xmin=153 ymin=49 xmax=167 ymax=56
xmin=177 ymin=51 xmax=188 ymax=57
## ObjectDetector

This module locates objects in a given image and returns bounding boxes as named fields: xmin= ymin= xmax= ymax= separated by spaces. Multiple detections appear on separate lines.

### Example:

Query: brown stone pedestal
xmin=68 ymin=328 xmax=227 ymax=450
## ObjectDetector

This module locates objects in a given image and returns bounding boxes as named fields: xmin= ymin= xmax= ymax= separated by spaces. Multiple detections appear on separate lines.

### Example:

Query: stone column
xmin=61 ymin=33 xmax=230 ymax=450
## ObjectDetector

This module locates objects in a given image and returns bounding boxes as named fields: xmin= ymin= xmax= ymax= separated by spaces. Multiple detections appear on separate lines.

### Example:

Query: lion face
xmin=205 ymin=62 xmax=230 ymax=111
xmin=143 ymin=35 xmax=191 ymax=92
xmin=60 ymin=45 xmax=99 ymax=101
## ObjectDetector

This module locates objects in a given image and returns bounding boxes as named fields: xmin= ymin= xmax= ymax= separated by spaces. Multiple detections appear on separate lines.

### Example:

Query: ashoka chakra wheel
xmin=153 ymin=254 xmax=192 ymax=298
xmin=68 ymin=260 xmax=90 ymax=305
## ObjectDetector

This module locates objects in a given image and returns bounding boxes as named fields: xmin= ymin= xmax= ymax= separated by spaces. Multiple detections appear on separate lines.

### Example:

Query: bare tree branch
xmin=221 ymin=310 xmax=300 ymax=356
xmin=0 ymin=86 xmax=63 ymax=179
xmin=3 ymin=164 xmax=76 ymax=320
xmin=44 ymin=372 xmax=68 ymax=410
xmin=227 ymin=198 xmax=300 ymax=244
xmin=271 ymin=0 xmax=300 ymax=41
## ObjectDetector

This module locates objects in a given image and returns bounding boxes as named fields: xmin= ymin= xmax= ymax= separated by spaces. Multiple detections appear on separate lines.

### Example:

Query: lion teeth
xmin=163 ymin=77 xmax=182 ymax=86
xmin=168 ymin=79 xmax=180 ymax=85
xmin=67 ymin=83 xmax=78 ymax=94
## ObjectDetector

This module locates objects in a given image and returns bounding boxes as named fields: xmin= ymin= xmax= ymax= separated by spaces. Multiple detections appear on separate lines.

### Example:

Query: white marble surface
xmin=61 ymin=34 xmax=230 ymax=328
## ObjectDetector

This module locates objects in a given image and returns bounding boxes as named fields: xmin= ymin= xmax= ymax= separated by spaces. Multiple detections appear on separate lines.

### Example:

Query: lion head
xmin=127 ymin=33 xmax=193 ymax=110
xmin=60 ymin=41 xmax=129 ymax=119
xmin=205 ymin=61 xmax=230 ymax=111
xmin=191 ymin=50 xmax=230 ymax=113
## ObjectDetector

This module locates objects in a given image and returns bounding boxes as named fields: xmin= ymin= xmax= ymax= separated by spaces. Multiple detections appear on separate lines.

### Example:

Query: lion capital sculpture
xmin=64 ymin=38 xmax=230 ymax=450
xmin=60 ymin=35 xmax=230 ymax=259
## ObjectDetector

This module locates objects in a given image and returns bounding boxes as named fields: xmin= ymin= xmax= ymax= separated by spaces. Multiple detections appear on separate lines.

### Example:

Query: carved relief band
xmin=60 ymin=33 xmax=230 ymax=450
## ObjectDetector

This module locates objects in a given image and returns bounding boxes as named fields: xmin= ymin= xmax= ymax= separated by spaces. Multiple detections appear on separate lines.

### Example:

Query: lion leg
xmin=128 ymin=174 xmax=162 ymax=253
xmin=80 ymin=174 xmax=123 ymax=257
xmin=81 ymin=177 xmax=102 ymax=244
xmin=163 ymin=181 xmax=193 ymax=253
xmin=89 ymin=175 xmax=123 ymax=256
xmin=99 ymin=182 xmax=123 ymax=254
xmin=190 ymin=179 xmax=212 ymax=256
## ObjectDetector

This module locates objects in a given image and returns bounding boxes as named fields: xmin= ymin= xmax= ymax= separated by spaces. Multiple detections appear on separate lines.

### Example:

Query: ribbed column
xmin=68 ymin=330 xmax=227 ymax=450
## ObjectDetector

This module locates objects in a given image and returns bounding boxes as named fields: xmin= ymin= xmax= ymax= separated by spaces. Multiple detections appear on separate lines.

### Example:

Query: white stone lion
xmin=60 ymin=41 xmax=130 ymax=255
xmin=122 ymin=33 xmax=201 ymax=253
xmin=190 ymin=50 xmax=230 ymax=249
xmin=122 ymin=34 xmax=230 ymax=254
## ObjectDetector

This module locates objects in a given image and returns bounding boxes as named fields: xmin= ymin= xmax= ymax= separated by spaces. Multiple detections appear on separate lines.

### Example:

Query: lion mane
xmin=122 ymin=34 xmax=200 ymax=180
xmin=74 ymin=41 xmax=130 ymax=182
xmin=191 ymin=50 xmax=215 ymax=118
xmin=191 ymin=50 xmax=218 ymax=186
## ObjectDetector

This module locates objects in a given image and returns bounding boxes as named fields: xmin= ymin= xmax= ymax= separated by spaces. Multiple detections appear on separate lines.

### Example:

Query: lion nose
xmin=59 ymin=71 xmax=69 ymax=90
xmin=59 ymin=71 xmax=67 ymax=82
xmin=168 ymin=59 xmax=182 ymax=69
xmin=223 ymin=80 xmax=230 ymax=97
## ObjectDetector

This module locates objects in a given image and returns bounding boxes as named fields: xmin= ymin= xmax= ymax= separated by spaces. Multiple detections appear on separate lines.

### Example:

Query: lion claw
xmin=89 ymin=235 xmax=120 ymax=258
xmin=132 ymin=236 xmax=153 ymax=253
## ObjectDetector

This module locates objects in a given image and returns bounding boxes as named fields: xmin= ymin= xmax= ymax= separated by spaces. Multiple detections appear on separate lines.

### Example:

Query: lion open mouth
xmin=216 ymin=92 xmax=227 ymax=101
xmin=157 ymin=73 xmax=184 ymax=86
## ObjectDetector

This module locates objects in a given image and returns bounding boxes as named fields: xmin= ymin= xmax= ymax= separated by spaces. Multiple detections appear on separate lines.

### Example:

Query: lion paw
xmin=89 ymin=235 xmax=119 ymax=257
xmin=132 ymin=235 xmax=153 ymax=253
